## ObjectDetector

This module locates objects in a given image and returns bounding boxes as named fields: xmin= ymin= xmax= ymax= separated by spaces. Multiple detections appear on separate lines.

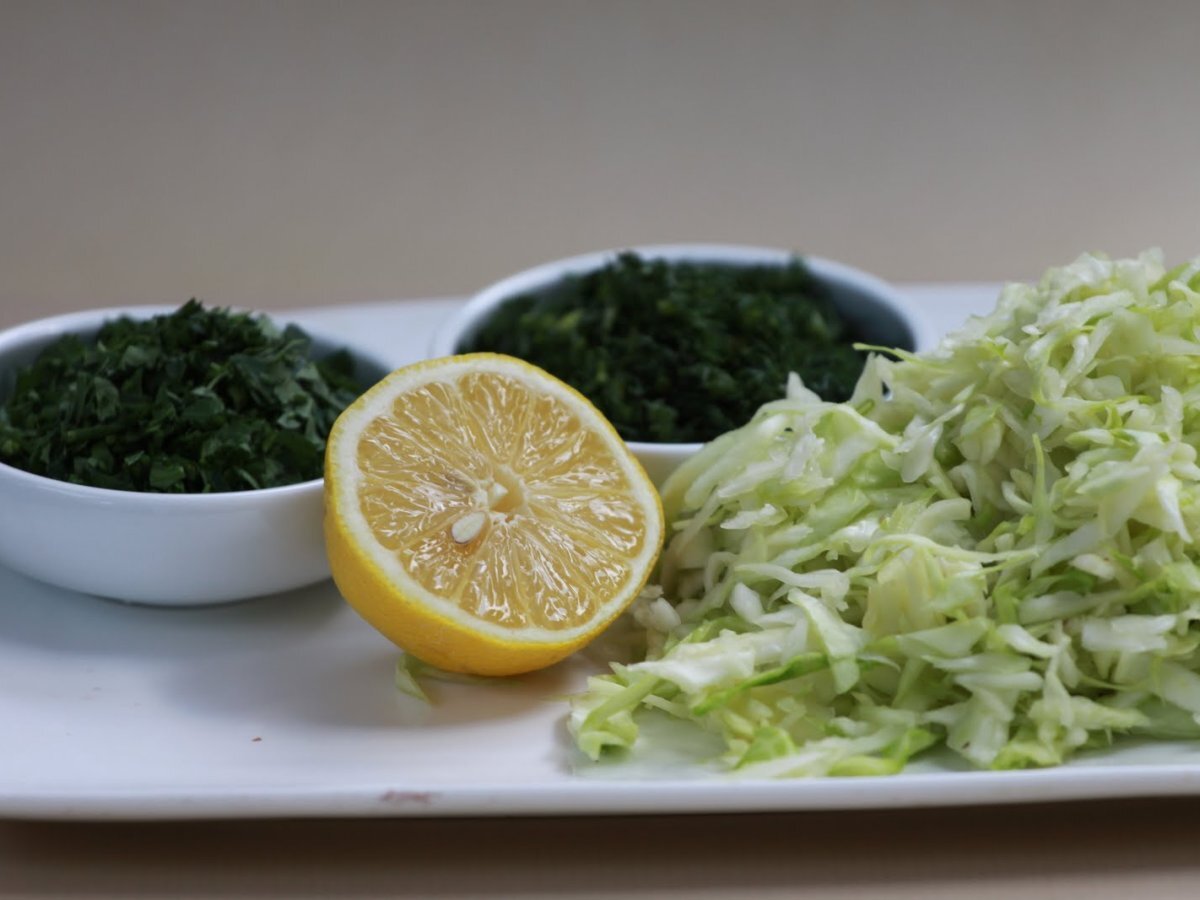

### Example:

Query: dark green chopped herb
xmin=0 ymin=300 xmax=365 ymax=493
xmin=458 ymin=253 xmax=868 ymax=443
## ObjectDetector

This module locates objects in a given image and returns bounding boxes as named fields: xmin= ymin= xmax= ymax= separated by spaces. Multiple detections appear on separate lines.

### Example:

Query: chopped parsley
xmin=0 ymin=301 xmax=365 ymax=493
xmin=458 ymin=253 xmax=868 ymax=443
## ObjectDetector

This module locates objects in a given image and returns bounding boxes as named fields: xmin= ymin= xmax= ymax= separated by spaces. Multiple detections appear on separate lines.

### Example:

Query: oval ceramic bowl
xmin=0 ymin=306 xmax=389 ymax=606
xmin=430 ymin=244 xmax=936 ymax=486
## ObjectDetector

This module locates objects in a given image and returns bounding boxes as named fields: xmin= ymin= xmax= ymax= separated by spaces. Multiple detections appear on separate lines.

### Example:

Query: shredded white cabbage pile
xmin=570 ymin=250 xmax=1200 ymax=775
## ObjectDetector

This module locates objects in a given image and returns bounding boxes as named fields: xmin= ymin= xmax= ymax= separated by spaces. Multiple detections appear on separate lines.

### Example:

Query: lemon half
xmin=324 ymin=353 xmax=664 ymax=676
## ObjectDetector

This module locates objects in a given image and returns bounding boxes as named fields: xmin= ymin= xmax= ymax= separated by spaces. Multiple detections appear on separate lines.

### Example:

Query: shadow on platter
xmin=157 ymin=636 xmax=596 ymax=733
xmin=0 ymin=564 xmax=344 ymax=659
xmin=0 ymin=559 xmax=600 ymax=740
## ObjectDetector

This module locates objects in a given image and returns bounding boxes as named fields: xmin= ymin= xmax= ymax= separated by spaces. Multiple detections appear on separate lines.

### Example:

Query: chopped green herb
xmin=458 ymin=253 xmax=867 ymax=443
xmin=0 ymin=300 xmax=365 ymax=493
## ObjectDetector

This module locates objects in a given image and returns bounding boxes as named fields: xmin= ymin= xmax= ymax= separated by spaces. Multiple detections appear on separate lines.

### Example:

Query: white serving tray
xmin=9 ymin=285 xmax=1200 ymax=821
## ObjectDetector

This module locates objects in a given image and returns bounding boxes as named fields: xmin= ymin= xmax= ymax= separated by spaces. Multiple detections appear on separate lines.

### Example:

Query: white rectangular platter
xmin=7 ymin=285 xmax=1200 ymax=821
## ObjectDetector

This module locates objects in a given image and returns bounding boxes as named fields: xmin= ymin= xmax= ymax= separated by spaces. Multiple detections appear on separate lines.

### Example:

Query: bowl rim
xmin=0 ymin=303 xmax=372 ymax=505
xmin=429 ymin=242 xmax=937 ymax=452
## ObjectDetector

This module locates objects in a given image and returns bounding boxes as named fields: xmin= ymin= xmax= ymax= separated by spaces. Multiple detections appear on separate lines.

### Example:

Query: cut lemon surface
xmin=324 ymin=353 xmax=664 ymax=676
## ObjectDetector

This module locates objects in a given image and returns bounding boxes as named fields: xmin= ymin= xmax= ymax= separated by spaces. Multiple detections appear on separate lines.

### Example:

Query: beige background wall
xmin=1 ymin=0 xmax=1197 ymax=329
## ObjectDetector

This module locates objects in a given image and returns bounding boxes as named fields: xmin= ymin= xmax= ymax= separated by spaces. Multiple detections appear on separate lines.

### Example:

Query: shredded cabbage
xmin=570 ymin=250 xmax=1200 ymax=775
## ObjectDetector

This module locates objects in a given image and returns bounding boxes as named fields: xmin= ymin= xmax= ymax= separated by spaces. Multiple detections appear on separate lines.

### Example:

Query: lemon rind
xmin=327 ymin=353 xmax=664 ymax=645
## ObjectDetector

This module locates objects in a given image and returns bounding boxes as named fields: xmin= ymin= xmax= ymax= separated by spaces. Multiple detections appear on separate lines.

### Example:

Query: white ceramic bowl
xmin=430 ymin=244 xmax=935 ymax=486
xmin=0 ymin=306 xmax=389 ymax=606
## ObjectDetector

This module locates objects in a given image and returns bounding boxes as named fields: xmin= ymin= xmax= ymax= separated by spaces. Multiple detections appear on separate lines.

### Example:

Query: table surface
xmin=5 ymin=2 xmax=1200 ymax=897
xmin=5 ymin=800 xmax=1200 ymax=898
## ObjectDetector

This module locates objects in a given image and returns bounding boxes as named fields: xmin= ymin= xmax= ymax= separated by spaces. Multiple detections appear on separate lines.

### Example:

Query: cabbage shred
xmin=570 ymin=251 xmax=1200 ymax=775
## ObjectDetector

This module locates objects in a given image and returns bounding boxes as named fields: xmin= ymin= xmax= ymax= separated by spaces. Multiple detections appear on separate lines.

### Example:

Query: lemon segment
xmin=324 ymin=353 xmax=664 ymax=676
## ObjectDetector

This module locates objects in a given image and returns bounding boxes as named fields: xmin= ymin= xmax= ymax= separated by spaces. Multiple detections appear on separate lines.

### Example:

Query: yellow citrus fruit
xmin=324 ymin=353 xmax=664 ymax=676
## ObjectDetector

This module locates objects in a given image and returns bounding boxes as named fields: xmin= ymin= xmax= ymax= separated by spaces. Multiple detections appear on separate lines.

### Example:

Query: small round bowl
xmin=0 ymin=306 xmax=390 ymax=606
xmin=430 ymin=244 xmax=935 ymax=486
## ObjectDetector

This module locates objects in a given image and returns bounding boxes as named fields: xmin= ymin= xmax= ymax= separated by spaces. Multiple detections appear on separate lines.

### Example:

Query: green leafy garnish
xmin=0 ymin=300 xmax=364 ymax=493
xmin=458 ymin=253 xmax=867 ymax=443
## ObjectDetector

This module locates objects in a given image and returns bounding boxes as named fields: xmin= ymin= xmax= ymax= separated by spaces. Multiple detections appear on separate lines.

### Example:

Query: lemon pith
xmin=324 ymin=353 xmax=664 ymax=676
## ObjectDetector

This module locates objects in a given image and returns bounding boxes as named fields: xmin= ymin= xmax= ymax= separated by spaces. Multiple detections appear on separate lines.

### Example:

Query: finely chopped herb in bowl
xmin=0 ymin=302 xmax=389 ymax=605
xmin=0 ymin=299 xmax=362 ymax=493
xmin=459 ymin=254 xmax=859 ymax=443
xmin=431 ymin=245 xmax=932 ymax=484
